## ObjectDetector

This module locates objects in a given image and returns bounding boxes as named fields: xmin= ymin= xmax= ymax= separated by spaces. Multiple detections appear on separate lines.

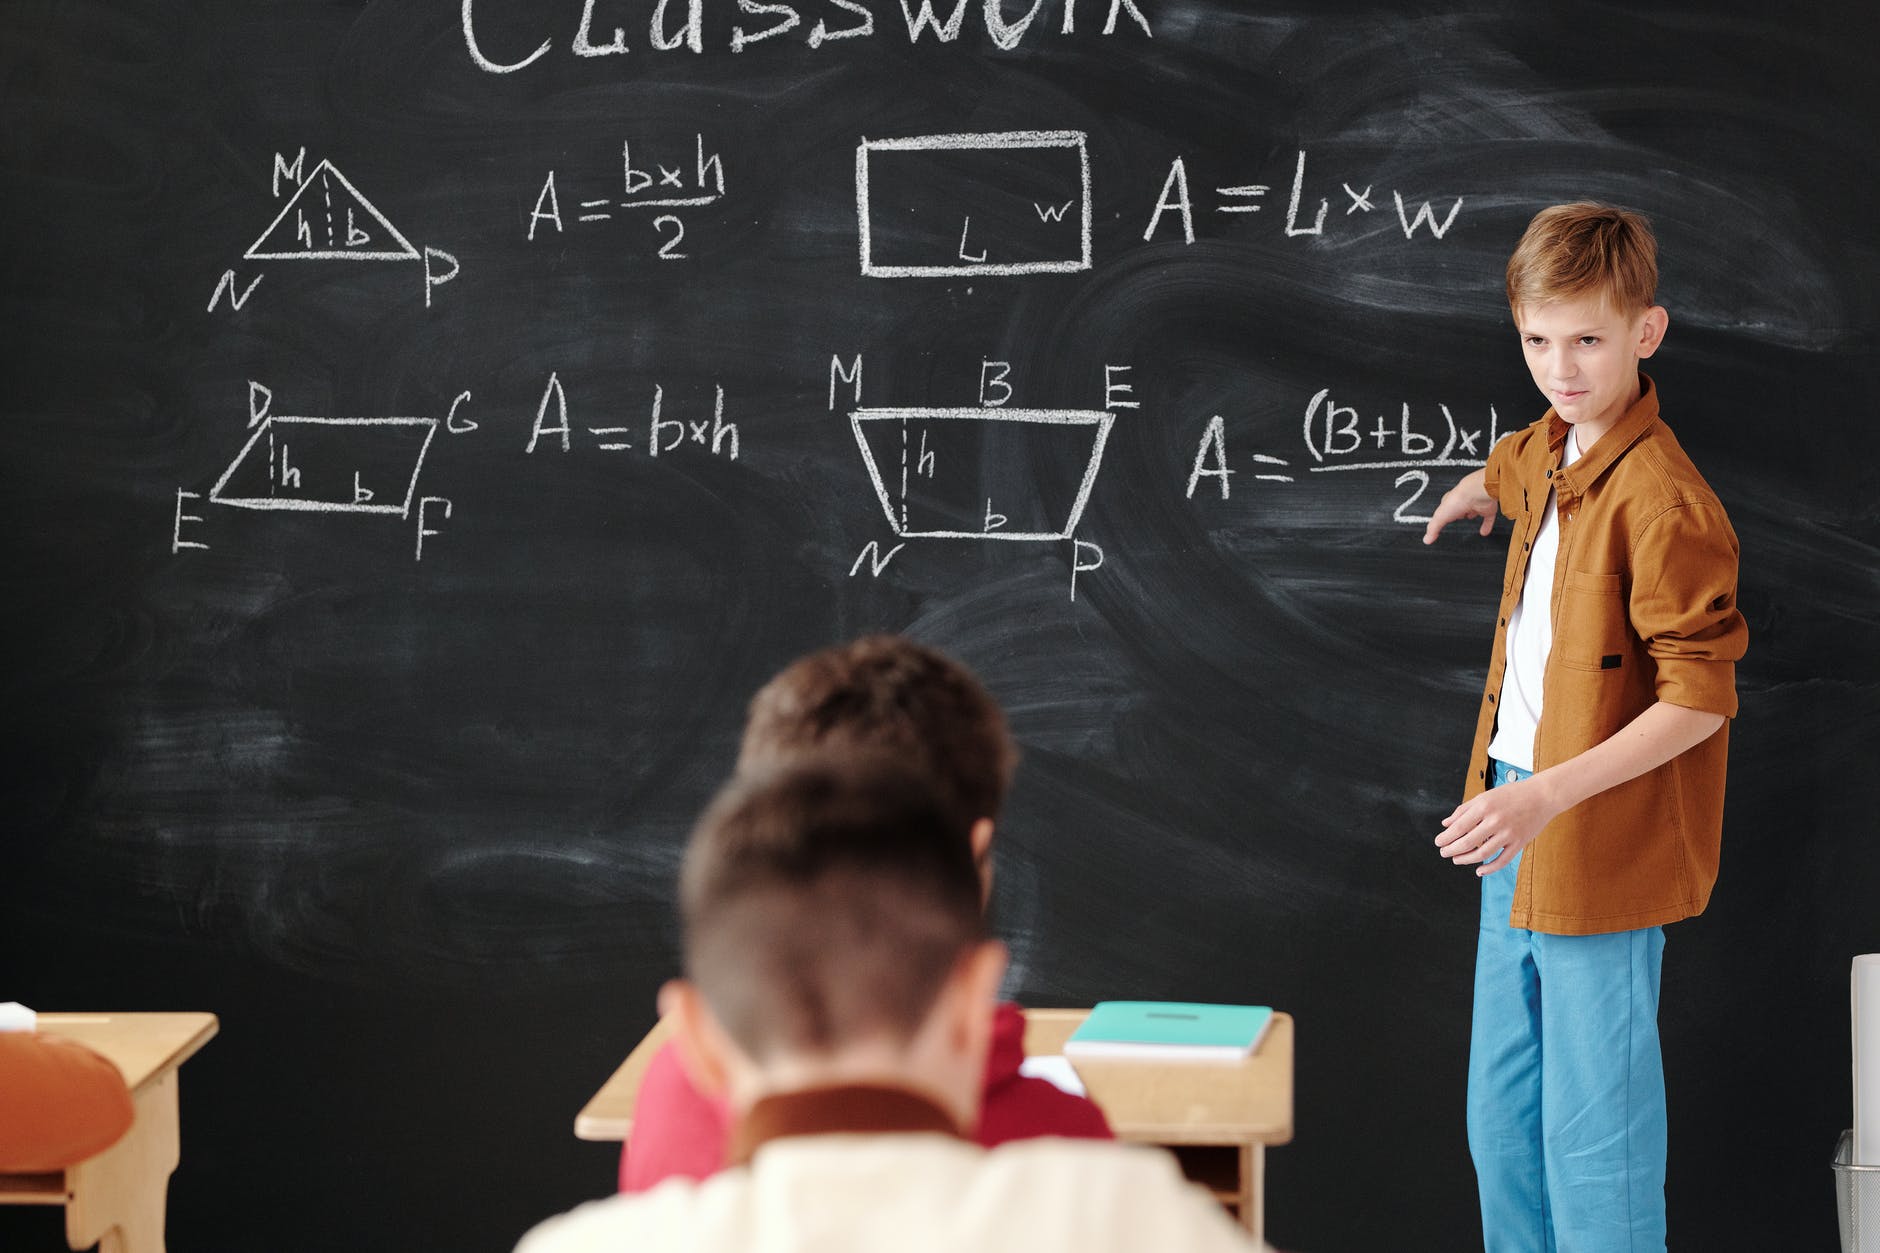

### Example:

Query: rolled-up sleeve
xmin=1629 ymin=501 xmax=1748 ymax=717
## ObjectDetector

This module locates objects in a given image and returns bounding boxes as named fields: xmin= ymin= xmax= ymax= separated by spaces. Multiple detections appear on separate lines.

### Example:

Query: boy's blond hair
xmin=1506 ymin=202 xmax=1658 ymax=316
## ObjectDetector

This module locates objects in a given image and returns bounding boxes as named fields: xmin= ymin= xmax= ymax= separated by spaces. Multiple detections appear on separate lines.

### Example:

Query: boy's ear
xmin=969 ymin=817 xmax=996 ymax=865
xmin=970 ymin=817 xmax=997 ymax=900
xmin=1636 ymin=305 xmax=1669 ymax=359
xmin=658 ymin=978 xmax=734 ymax=1098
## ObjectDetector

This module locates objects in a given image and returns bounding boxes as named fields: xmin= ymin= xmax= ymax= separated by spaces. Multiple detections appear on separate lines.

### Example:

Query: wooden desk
xmin=1023 ymin=1009 xmax=1293 ymax=1242
xmin=574 ymin=1014 xmax=677 ymax=1143
xmin=0 ymin=1013 xmax=219 ymax=1253
xmin=576 ymin=1008 xmax=1294 ymax=1242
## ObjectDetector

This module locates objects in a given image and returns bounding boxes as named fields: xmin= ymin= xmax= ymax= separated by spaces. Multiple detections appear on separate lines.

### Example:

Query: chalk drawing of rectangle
xmin=856 ymin=132 xmax=1092 ymax=277
xmin=209 ymin=415 xmax=438 ymax=518
xmin=849 ymin=408 xmax=1113 ymax=541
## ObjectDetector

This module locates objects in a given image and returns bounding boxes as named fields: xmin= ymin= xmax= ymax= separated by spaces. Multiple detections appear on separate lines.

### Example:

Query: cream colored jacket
xmin=517 ymin=1133 xmax=1262 ymax=1253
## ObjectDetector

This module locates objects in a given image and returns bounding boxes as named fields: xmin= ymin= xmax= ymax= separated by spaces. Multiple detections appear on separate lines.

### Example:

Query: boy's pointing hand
xmin=1422 ymin=469 xmax=1497 ymax=545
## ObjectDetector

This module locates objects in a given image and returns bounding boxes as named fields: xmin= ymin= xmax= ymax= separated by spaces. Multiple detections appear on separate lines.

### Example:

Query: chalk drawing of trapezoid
xmin=849 ymin=408 xmax=1113 ymax=541
xmin=244 ymin=160 xmax=421 ymax=262
xmin=209 ymin=406 xmax=438 ymax=518
xmin=856 ymin=131 xmax=1092 ymax=277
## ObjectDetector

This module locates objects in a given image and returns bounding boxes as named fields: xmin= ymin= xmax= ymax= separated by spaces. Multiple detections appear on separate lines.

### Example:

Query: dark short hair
xmin=680 ymin=759 xmax=986 ymax=1062
xmin=739 ymin=636 xmax=1017 ymax=823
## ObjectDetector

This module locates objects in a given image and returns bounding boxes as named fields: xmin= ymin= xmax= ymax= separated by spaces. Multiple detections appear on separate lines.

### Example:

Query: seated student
xmin=519 ymin=761 xmax=1256 ymax=1253
xmin=0 ymin=1030 xmax=134 ymax=1172
xmin=621 ymin=635 xmax=1109 ymax=1192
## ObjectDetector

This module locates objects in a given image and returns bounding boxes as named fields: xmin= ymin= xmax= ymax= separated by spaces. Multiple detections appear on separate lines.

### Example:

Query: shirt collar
xmin=726 ymin=1084 xmax=966 ymax=1166
xmin=1547 ymin=372 xmax=1659 ymax=498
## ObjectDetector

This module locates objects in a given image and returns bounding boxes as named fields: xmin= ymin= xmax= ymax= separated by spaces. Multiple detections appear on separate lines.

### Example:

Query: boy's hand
xmin=1435 ymin=776 xmax=1562 ymax=876
xmin=1436 ymin=704 xmax=1729 ymax=877
xmin=1422 ymin=469 xmax=1497 ymax=545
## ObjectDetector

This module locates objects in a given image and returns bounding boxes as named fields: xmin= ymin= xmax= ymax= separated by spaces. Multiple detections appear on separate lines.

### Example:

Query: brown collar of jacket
xmin=1544 ymin=373 xmax=1661 ymax=504
xmin=727 ymin=1084 xmax=966 ymax=1166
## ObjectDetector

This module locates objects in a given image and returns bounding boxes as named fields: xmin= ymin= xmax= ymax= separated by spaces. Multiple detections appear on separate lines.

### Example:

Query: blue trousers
xmin=1466 ymin=760 xmax=1668 ymax=1253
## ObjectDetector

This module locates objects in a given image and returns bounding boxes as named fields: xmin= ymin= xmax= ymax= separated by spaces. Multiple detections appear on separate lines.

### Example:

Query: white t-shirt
xmin=1486 ymin=429 xmax=1582 ymax=772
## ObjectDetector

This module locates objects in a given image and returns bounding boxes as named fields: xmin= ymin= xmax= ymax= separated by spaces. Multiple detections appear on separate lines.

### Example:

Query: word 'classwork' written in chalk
xmin=461 ymin=0 xmax=1153 ymax=71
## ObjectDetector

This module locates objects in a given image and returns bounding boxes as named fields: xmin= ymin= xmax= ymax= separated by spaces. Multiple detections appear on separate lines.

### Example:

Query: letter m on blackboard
xmin=272 ymin=148 xmax=307 ymax=198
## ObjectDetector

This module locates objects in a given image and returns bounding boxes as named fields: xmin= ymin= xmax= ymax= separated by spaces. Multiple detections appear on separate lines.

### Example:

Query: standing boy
xmin=519 ymin=761 xmax=1255 ymax=1253
xmin=1422 ymin=203 xmax=1748 ymax=1251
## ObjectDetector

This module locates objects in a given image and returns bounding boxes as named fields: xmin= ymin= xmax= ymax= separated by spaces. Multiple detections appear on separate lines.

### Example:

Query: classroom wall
xmin=3 ymin=2 xmax=1876 ymax=1249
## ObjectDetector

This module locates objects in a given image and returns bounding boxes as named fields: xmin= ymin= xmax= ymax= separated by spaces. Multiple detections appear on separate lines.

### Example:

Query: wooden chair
xmin=0 ymin=1014 xmax=217 ymax=1253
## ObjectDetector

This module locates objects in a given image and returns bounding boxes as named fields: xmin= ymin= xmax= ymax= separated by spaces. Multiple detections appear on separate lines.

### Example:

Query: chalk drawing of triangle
xmin=244 ymin=160 xmax=421 ymax=262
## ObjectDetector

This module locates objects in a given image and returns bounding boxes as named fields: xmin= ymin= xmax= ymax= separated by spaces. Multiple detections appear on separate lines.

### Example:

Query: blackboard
xmin=4 ymin=3 xmax=1876 ymax=1249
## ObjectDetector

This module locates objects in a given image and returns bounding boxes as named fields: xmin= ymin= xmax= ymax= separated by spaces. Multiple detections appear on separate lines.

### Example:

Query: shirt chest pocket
xmin=1557 ymin=569 xmax=1631 ymax=672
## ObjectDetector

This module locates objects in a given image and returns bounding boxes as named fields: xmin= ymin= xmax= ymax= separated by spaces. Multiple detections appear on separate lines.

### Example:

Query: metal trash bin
xmin=1835 ymin=1131 xmax=1880 ymax=1252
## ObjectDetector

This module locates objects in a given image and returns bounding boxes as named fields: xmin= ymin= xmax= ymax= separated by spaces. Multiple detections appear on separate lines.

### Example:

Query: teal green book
xmin=1063 ymin=1001 xmax=1274 ymax=1061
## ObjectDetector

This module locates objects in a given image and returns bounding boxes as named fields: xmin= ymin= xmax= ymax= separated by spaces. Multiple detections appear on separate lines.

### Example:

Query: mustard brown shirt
xmin=1468 ymin=374 xmax=1748 ymax=935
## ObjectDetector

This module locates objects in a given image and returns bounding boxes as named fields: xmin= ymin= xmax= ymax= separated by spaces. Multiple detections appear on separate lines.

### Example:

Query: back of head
xmin=1506 ymin=202 xmax=1658 ymax=316
xmin=679 ymin=758 xmax=986 ymax=1065
xmin=738 ymin=635 xmax=1017 ymax=824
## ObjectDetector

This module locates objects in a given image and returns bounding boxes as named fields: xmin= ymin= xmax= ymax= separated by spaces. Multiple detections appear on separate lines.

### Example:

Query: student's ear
xmin=1636 ymin=305 xmax=1669 ymax=359
xmin=970 ymin=818 xmax=996 ymax=900
xmin=658 ymin=978 xmax=734 ymax=1099
xmin=970 ymin=818 xmax=996 ymax=863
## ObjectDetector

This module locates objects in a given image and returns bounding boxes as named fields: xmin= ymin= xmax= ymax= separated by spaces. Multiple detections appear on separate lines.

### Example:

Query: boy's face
xmin=1514 ymin=293 xmax=1667 ymax=449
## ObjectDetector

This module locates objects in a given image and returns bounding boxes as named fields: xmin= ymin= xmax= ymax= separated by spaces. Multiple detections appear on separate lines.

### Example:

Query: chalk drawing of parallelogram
xmin=856 ymin=131 xmax=1092 ymax=277
xmin=850 ymin=408 xmax=1113 ymax=541
xmin=209 ymin=414 xmax=438 ymax=517
xmin=245 ymin=160 xmax=421 ymax=261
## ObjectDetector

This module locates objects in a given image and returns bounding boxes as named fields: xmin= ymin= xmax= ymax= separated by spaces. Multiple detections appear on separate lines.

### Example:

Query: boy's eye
xmin=1578 ymin=336 xmax=1600 ymax=346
